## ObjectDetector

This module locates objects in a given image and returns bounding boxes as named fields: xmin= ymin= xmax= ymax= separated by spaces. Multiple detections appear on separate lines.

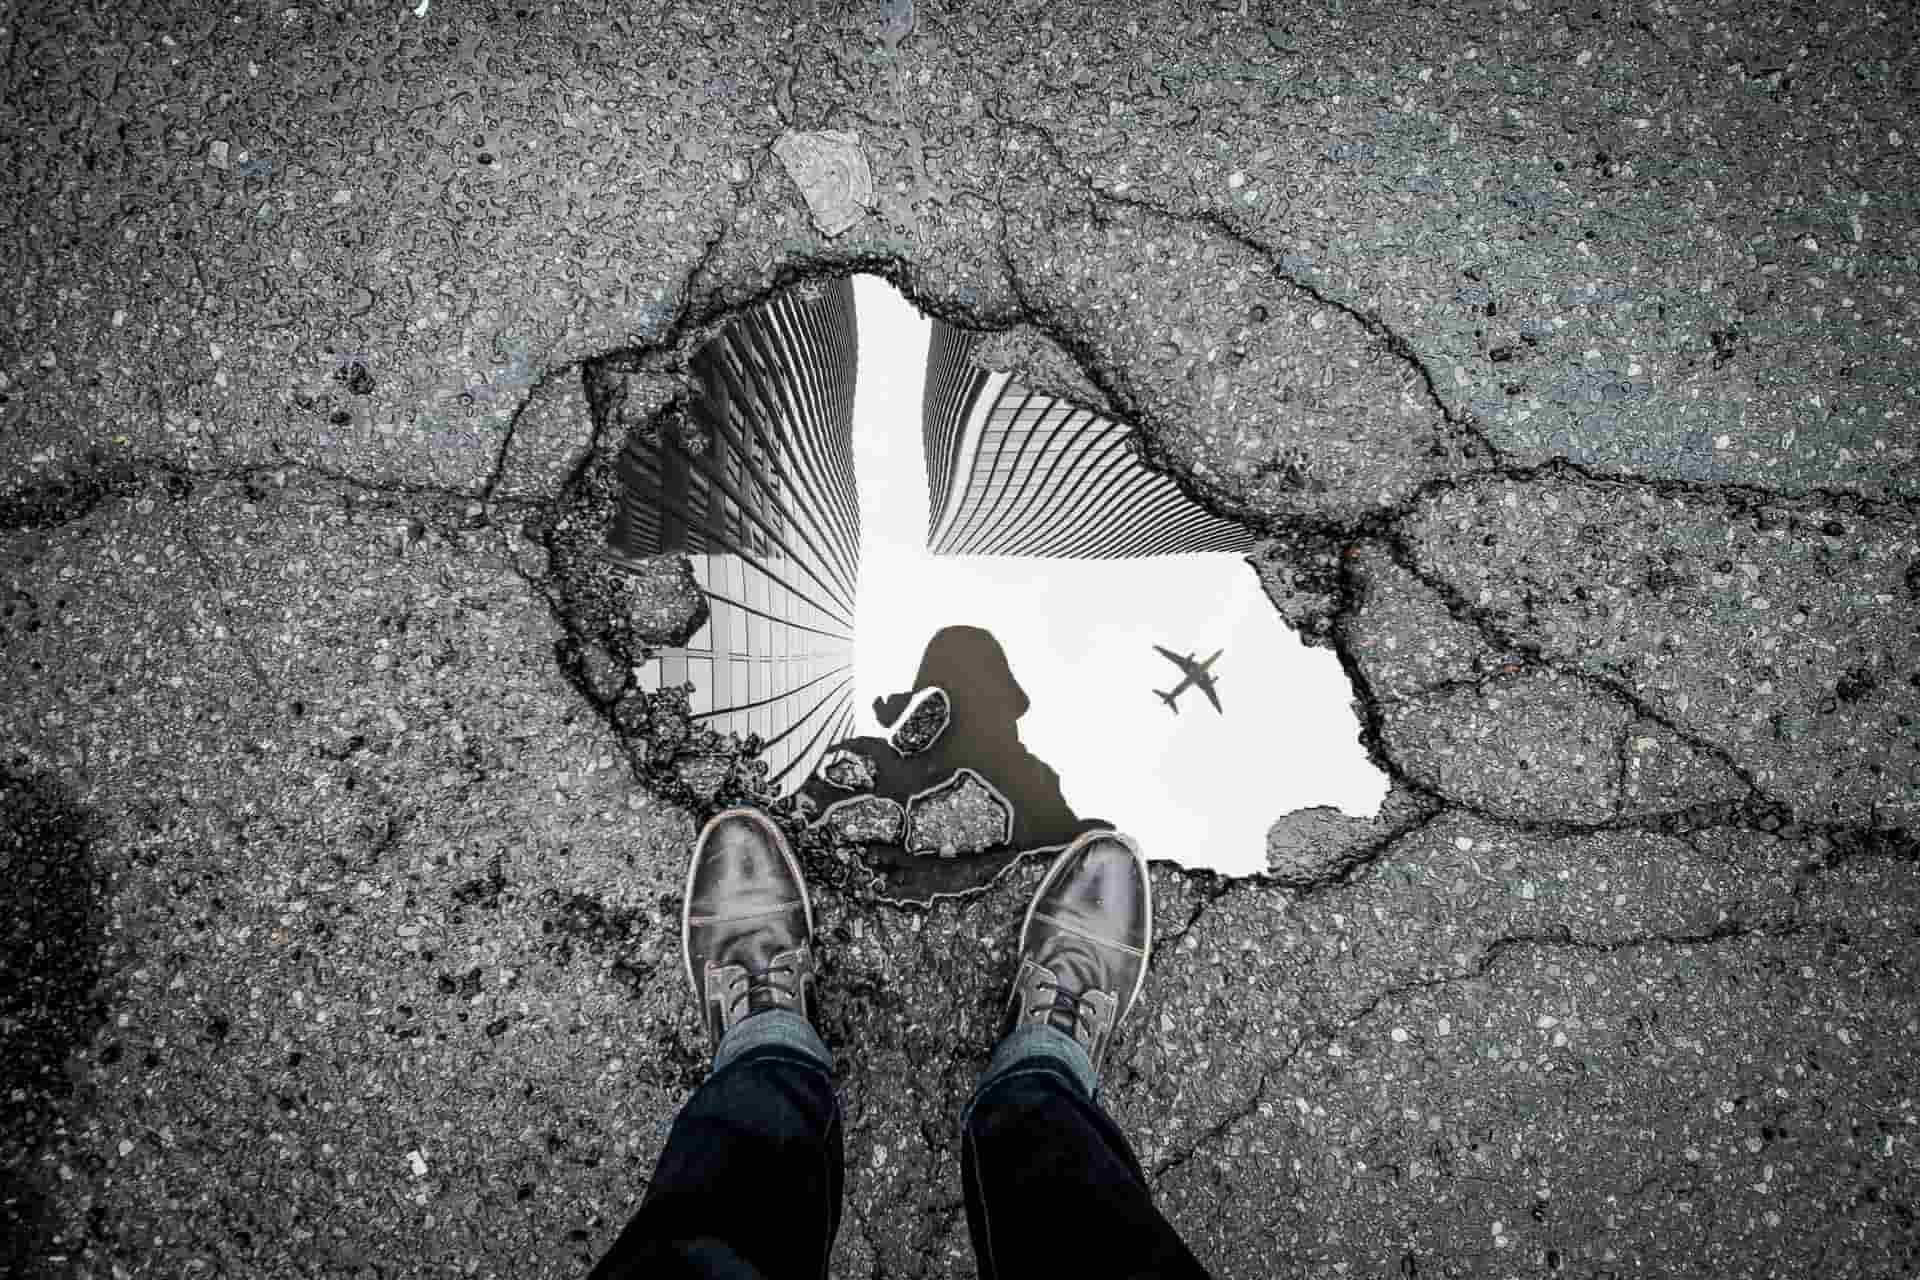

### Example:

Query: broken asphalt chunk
xmin=818 ymin=794 xmax=906 ymax=844
xmin=772 ymin=129 xmax=872 ymax=237
xmin=905 ymin=768 xmax=1012 ymax=858
xmin=888 ymin=686 xmax=950 ymax=756
xmin=817 ymin=747 xmax=879 ymax=792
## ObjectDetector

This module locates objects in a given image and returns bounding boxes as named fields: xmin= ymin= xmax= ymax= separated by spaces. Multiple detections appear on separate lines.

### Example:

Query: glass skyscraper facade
xmin=607 ymin=278 xmax=861 ymax=791
xmin=921 ymin=322 xmax=1256 ymax=558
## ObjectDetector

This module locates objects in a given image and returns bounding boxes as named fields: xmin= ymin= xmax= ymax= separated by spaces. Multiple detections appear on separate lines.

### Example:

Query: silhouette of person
xmin=816 ymin=624 xmax=1105 ymax=852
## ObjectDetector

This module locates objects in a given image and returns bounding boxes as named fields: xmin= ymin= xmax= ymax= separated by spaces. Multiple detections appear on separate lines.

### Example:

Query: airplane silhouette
xmin=1153 ymin=646 xmax=1224 ymax=714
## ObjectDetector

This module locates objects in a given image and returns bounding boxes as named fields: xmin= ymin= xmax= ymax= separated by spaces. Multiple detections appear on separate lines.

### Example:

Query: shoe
xmin=682 ymin=807 xmax=816 ymax=1056
xmin=1001 ymin=829 xmax=1152 ymax=1085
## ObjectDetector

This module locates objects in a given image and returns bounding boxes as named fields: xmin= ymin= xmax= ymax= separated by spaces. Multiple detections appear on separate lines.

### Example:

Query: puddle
xmin=614 ymin=274 xmax=1386 ymax=884
xmin=610 ymin=277 xmax=861 ymax=793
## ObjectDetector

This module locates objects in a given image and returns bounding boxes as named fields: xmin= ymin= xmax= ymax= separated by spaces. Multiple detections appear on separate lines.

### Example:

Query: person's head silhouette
xmin=911 ymin=624 xmax=1027 ymax=732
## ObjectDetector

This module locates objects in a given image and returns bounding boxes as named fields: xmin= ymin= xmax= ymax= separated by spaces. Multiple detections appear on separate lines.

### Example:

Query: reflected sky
xmin=845 ymin=276 xmax=1384 ymax=877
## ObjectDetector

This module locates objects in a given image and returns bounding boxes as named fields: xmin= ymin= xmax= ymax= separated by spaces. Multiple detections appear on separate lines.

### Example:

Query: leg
xmin=961 ymin=830 xmax=1212 ymax=1280
xmin=961 ymin=1026 xmax=1208 ymax=1280
xmin=589 ymin=809 xmax=842 ymax=1280
xmin=590 ymin=1013 xmax=842 ymax=1280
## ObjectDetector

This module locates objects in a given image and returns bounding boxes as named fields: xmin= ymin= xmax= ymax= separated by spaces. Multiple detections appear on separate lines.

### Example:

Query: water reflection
xmin=924 ymin=324 xmax=1254 ymax=559
xmin=613 ymin=278 xmax=861 ymax=791
xmin=799 ymin=625 xmax=1110 ymax=895
xmin=608 ymin=277 xmax=1388 ymax=883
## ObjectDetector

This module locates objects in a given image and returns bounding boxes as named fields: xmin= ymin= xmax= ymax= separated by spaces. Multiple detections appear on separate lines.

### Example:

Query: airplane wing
xmin=1153 ymin=645 xmax=1189 ymax=671
xmin=1198 ymin=676 xmax=1224 ymax=715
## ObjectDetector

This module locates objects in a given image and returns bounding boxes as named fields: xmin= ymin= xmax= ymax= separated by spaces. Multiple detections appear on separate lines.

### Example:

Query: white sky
xmin=848 ymin=275 xmax=1385 ymax=876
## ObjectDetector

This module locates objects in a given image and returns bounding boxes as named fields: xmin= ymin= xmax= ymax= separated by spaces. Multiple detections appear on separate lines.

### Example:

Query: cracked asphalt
xmin=2 ymin=1 xmax=1916 ymax=1276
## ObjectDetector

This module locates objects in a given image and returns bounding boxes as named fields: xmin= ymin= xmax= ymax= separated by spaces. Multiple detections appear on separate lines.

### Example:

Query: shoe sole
xmin=681 ymin=807 xmax=815 ymax=1004
xmin=1018 ymin=828 xmax=1153 ymax=1026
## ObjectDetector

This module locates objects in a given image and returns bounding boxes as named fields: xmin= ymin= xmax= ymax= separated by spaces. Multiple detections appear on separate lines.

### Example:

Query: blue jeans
xmin=588 ymin=1012 xmax=1211 ymax=1279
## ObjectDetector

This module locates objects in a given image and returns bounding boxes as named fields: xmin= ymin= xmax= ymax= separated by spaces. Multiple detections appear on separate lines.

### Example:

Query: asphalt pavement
xmin=2 ymin=1 xmax=1915 ymax=1276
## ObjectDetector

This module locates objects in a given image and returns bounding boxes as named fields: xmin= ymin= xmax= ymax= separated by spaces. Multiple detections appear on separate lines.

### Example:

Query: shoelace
xmin=1031 ymin=979 xmax=1097 ymax=1041
xmin=727 ymin=961 xmax=799 ymax=1018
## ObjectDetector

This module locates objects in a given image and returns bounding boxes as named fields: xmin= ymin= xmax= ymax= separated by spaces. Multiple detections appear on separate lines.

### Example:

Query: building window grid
xmin=687 ymin=360 xmax=844 ymax=621
xmin=990 ymin=437 xmax=1152 ymax=559
xmin=940 ymin=381 xmax=1041 ymax=554
xmin=762 ymin=293 xmax=860 ymax=569
xmin=921 ymin=320 xmax=1258 ymax=561
xmin=965 ymin=401 xmax=1106 ymax=558
xmin=731 ymin=320 xmax=860 ymax=607
xmin=602 ymin=280 xmax=859 ymax=791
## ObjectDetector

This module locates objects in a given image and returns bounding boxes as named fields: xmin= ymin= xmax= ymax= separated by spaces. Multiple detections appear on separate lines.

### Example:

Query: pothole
xmin=572 ymin=272 xmax=1387 ymax=898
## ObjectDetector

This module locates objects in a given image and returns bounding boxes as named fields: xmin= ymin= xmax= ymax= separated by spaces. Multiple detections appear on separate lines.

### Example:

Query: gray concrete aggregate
xmin=2 ymin=1 xmax=1915 ymax=1276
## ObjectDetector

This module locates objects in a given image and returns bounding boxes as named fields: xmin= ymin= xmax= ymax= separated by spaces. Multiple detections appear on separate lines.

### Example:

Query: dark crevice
xmin=0 ymin=455 xmax=546 ymax=533
xmin=987 ymin=111 xmax=1920 ymax=523
xmin=986 ymin=110 xmax=1502 ymax=467
xmin=17 ymin=244 xmax=1881 ymax=913
xmin=1494 ymin=451 xmax=1920 ymax=527
xmin=1374 ymin=529 xmax=1778 ymax=803
xmin=1149 ymin=1062 xmax=1282 ymax=1183
xmin=1613 ymin=723 xmax=1634 ymax=819
xmin=1149 ymin=912 xmax=1819 ymax=1184
xmin=0 ymin=457 xmax=192 ymax=531
xmin=175 ymin=521 xmax=276 ymax=700
xmin=1278 ymin=803 xmax=1449 ymax=895
xmin=1788 ymin=821 xmax=1920 ymax=895
xmin=1148 ymin=868 xmax=1239 ymax=967
xmin=476 ymin=357 xmax=591 ymax=503
xmin=1321 ymin=532 xmax=1452 ymax=824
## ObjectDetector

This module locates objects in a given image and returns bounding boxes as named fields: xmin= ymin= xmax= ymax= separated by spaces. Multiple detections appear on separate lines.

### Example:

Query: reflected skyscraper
xmin=921 ymin=322 xmax=1255 ymax=558
xmin=607 ymin=278 xmax=861 ymax=790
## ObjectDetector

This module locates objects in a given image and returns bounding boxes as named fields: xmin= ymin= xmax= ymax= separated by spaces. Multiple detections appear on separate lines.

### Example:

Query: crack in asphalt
xmin=997 ymin=112 xmax=1503 ymax=468
xmin=8 ymin=140 xmax=1909 ymax=1231
xmin=175 ymin=520 xmax=277 ymax=700
xmin=3 ymin=300 xmax=1896 ymax=915
xmin=985 ymin=111 xmax=1920 ymax=524
xmin=1374 ymin=530 xmax=1781 ymax=803
xmin=1147 ymin=912 xmax=1817 ymax=1186
xmin=476 ymin=358 xmax=590 ymax=503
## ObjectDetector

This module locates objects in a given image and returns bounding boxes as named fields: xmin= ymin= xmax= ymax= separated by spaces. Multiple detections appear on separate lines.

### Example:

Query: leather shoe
xmin=682 ymin=808 xmax=816 ymax=1057
xmin=1001 ymin=828 xmax=1152 ymax=1084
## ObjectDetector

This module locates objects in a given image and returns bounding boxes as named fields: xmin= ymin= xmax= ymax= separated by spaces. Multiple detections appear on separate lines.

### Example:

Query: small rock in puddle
xmin=820 ymin=794 xmax=906 ymax=844
xmin=676 ymin=755 xmax=731 ymax=802
xmin=602 ymin=551 xmax=708 ymax=646
xmin=905 ymin=768 xmax=1012 ymax=858
xmin=817 ymin=747 xmax=879 ymax=791
xmin=889 ymin=686 xmax=951 ymax=756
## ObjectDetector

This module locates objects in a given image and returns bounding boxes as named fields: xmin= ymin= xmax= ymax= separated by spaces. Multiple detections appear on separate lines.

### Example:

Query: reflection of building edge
xmin=922 ymin=322 xmax=1255 ymax=558
xmin=608 ymin=278 xmax=861 ymax=791
xmin=921 ymin=320 xmax=988 ymax=546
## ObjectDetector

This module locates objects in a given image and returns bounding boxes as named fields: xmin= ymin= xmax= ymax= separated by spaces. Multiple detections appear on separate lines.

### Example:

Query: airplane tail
xmin=1156 ymin=689 xmax=1180 ymax=714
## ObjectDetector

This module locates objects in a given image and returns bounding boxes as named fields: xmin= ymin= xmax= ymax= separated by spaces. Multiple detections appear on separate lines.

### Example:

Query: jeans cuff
xmin=961 ymin=1022 xmax=1096 ymax=1131
xmin=711 ymin=1009 xmax=833 ymax=1076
